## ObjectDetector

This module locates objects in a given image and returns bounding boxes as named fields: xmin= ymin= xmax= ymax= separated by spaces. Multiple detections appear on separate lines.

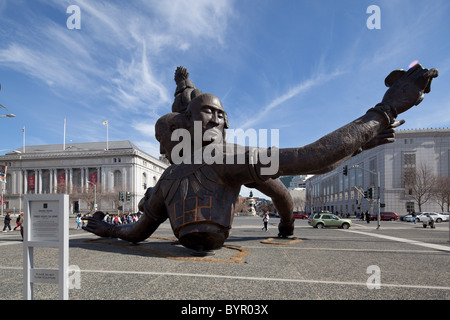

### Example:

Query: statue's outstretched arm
xmin=273 ymin=64 xmax=437 ymax=176
xmin=83 ymin=187 xmax=168 ymax=244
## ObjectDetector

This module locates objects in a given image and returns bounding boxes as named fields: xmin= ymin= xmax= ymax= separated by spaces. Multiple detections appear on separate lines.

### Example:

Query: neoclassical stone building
xmin=1 ymin=141 xmax=168 ymax=214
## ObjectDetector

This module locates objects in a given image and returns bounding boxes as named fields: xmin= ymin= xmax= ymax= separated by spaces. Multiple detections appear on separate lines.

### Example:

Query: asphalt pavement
xmin=0 ymin=215 xmax=449 ymax=305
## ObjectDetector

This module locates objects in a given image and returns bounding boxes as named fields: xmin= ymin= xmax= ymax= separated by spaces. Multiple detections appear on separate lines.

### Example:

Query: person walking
xmin=262 ymin=212 xmax=270 ymax=232
xmin=18 ymin=212 xmax=24 ymax=240
xmin=76 ymin=214 xmax=82 ymax=230
xmin=2 ymin=212 xmax=11 ymax=232
xmin=13 ymin=214 xmax=21 ymax=231
xmin=365 ymin=210 xmax=371 ymax=224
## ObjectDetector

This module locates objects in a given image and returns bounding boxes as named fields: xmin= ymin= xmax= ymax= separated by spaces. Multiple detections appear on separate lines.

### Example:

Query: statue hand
xmin=83 ymin=211 xmax=115 ymax=238
xmin=362 ymin=119 xmax=405 ymax=151
xmin=382 ymin=64 xmax=438 ymax=115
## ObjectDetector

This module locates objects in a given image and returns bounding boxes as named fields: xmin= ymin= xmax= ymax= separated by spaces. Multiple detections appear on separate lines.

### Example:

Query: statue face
xmin=187 ymin=94 xmax=226 ymax=145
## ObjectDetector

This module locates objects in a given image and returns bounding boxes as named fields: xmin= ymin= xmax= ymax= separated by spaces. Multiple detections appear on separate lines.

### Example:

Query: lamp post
xmin=349 ymin=165 xmax=381 ymax=229
xmin=0 ymin=105 xmax=15 ymax=118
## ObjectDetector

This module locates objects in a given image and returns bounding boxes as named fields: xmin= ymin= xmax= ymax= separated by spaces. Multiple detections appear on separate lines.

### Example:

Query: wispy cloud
xmin=240 ymin=70 xmax=344 ymax=129
xmin=0 ymin=0 xmax=236 ymax=152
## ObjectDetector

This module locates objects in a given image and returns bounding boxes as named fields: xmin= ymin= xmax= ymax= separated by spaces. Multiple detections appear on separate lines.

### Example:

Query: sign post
xmin=23 ymin=194 xmax=69 ymax=300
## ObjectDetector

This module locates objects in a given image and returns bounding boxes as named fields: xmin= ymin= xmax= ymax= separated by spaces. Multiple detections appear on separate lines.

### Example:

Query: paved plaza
xmin=0 ymin=215 xmax=449 ymax=303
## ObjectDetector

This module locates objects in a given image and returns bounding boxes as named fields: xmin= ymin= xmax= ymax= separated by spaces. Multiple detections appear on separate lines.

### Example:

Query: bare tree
xmin=70 ymin=183 xmax=116 ymax=214
xmin=431 ymin=176 xmax=450 ymax=212
xmin=233 ymin=198 xmax=247 ymax=214
xmin=256 ymin=200 xmax=275 ymax=214
xmin=292 ymin=195 xmax=305 ymax=212
xmin=404 ymin=163 xmax=436 ymax=212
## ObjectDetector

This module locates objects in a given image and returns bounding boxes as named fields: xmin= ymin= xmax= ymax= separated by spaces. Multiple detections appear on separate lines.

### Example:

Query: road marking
xmin=344 ymin=229 xmax=450 ymax=252
xmin=0 ymin=232 xmax=94 ymax=246
xmin=65 ymin=269 xmax=450 ymax=291
xmin=1 ymin=265 xmax=449 ymax=291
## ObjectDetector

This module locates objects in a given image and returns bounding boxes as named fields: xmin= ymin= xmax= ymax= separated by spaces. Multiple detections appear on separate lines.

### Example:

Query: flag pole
xmin=22 ymin=126 xmax=25 ymax=153
xmin=63 ymin=118 xmax=66 ymax=150
xmin=103 ymin=120 xmax=109 ymax=150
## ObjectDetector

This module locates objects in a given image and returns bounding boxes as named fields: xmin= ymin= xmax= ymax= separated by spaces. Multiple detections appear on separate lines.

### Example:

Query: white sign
xmin=29 ymin=200 xmax=60 ymax=241
xmin=23 ymin=194 xmax=69 ymax=300
xmin=31 ymin=268 xmax=59 ymax=284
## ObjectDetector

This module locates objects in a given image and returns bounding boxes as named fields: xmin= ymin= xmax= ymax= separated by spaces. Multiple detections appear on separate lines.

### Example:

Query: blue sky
xmin=1 ymin=0 xmax=450 ymax=197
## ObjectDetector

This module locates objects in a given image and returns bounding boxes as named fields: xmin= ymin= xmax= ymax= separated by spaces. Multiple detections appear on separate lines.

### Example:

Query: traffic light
xmin=364 ymin=190 xmax=368 ymax=198
xmin=343 ymin=165 xmax=348 ymax=176
xmin=119 ymin=191 xmax=124 ymax=201
xmin=367 ymin=187 xmax=373 ymax=199
xmin=126 ymin=191 xmax=131 ymax=201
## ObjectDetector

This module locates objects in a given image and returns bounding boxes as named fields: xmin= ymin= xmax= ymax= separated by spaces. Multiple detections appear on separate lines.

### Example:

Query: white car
xmin=439 ymin=213 xmax=449 ymax=222
xmin=415 ymin=212 xmax=446 ymax=223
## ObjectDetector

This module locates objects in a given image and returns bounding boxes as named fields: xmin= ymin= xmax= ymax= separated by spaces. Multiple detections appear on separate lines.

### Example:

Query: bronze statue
xmin=84 ymin=64 xmax=438 ymax=251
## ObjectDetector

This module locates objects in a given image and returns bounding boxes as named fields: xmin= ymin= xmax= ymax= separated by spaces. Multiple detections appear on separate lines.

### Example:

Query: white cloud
xmin=240 ymin=69 xmax=344 ymax=129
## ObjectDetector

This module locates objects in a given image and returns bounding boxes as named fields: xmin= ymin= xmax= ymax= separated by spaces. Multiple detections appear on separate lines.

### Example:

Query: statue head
xmin=155 ymin=113 xmax=181 ymax=163
xmin=185 ymin=93 xmax=229 ymax=146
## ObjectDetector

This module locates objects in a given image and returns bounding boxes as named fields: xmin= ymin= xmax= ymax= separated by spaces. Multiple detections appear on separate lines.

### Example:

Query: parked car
xmin=402 ymin=214 xmax=415 ymax=222
xmin=308 ymin=213 xmax=352 ymax=229
xmin=293 ymin=212 xmax=308 ymax=219
xmin=370 ymin=212 xmax=398 ymax=221
xmin=415 ymin=212 xmax=446 ymax=223
xmin=439 ymin=213 xmax=449 ymax=221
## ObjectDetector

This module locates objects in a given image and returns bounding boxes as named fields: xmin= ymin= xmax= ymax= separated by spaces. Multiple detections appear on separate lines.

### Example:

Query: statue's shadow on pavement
xmin=72 ymin=234 xmax=304 ymax=264
xmin=73 ymin=236 xmax=251 ymax=264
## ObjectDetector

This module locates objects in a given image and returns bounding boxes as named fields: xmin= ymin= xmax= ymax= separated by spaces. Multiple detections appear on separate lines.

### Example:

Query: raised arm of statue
xmin=271 ymin=64 xmax=438 ymax=177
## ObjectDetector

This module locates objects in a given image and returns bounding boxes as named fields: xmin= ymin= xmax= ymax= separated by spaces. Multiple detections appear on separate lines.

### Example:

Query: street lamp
xmin=0 ymin=104 xmax=15 ymax=118
xmin=0 ymin=114 xmax=15 ymax=118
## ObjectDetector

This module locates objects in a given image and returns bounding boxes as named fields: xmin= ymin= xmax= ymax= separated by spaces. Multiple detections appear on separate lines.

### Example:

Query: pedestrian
xmin=411 ymin=211 xmax=416 ymax=224
xmin=13 ymin=214 xmax=20 ymax=230
xmin=427 ymin=214 xmax=435 ymax=228
xmin=18 ymin=212 xmax=24 ymax=240
xmin=76 ymin=214 xmax=82 ymax=229
xmin=2 ymin=212 xmax=11 ymax=232
xmin=365 ymin=210 xmax=370 ymax=224
xmin=262 ymin=211 xmax=269 ymax=232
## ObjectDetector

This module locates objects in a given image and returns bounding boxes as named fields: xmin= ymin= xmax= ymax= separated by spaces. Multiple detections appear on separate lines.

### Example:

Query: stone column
xmin=49 ymin=169 xmax=53 ymax=194
xmin=23 ymin=170 xmax=28 ymax=194
xmin=69 ymin=168 xmax=73 ymax=194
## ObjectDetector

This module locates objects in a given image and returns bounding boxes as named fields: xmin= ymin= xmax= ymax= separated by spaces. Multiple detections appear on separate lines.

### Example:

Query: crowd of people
xmin=75 ymin=212 xmax=143 ymax=229
xmin=2 ymin=212 xmax=24 ymax=239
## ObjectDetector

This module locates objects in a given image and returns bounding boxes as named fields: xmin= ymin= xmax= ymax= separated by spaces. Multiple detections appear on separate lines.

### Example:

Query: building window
xmin=142 ymin=173 xmax=147 ymax=190
xmin=406 ymin=201 xmax=415 ymax=213
xmin=113 ymin=170 xmax=122 ymax=188
xmin=403 ymin=153 xmax=416 ymax=187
